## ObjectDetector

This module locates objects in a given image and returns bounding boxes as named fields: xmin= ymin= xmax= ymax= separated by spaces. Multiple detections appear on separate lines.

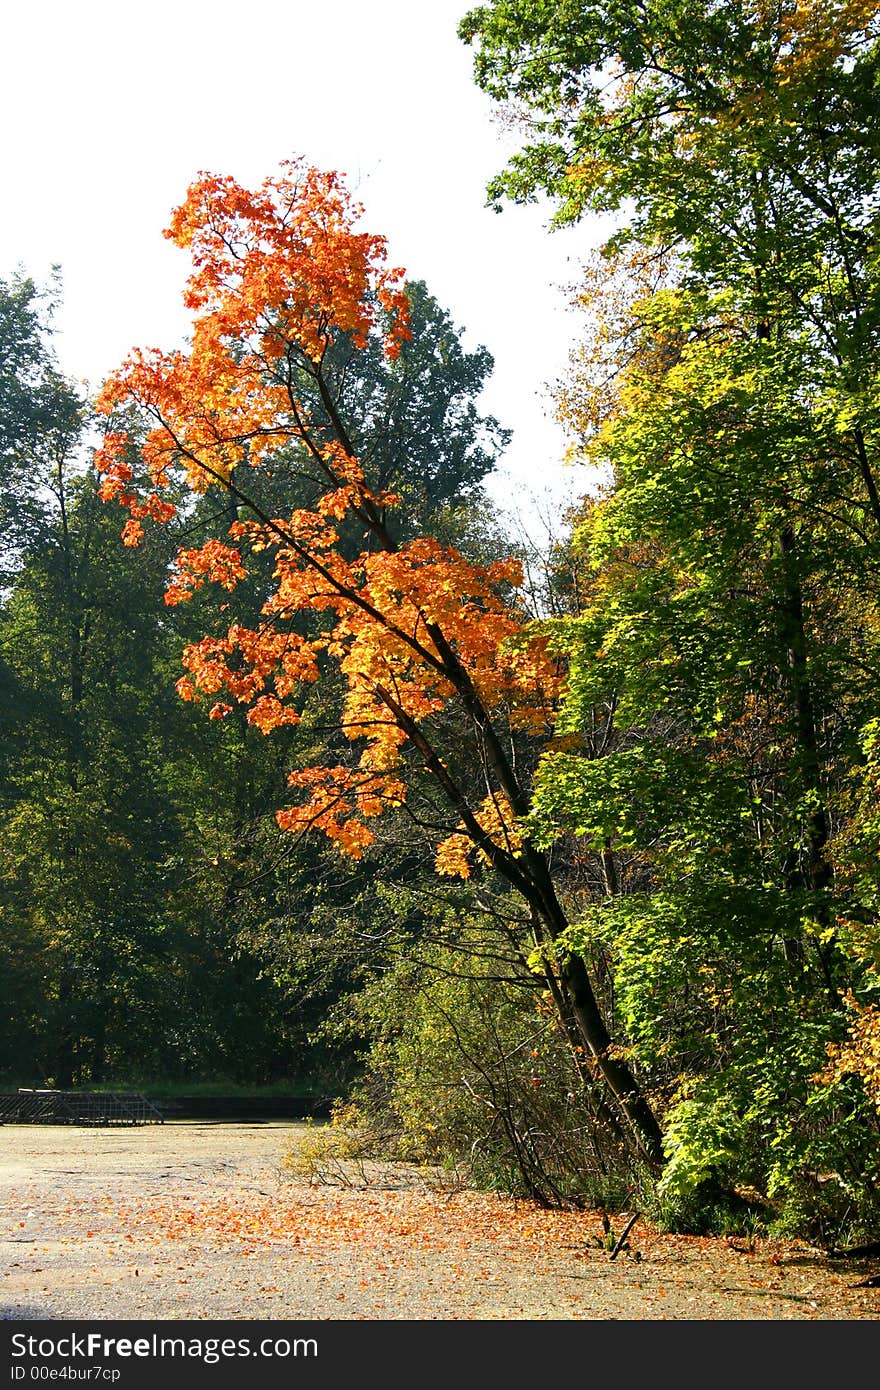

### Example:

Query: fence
xmin=0 ymin=1089 xmax=164 ymax=1126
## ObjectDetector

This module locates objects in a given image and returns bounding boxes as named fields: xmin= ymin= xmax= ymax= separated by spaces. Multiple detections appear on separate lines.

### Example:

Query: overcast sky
xmin=1 ymin=0 xmax=603 ymax=530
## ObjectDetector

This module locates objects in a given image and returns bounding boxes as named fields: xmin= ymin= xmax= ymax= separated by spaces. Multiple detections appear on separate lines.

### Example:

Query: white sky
xmin=1 ymin=0 xmax=602 ymax=532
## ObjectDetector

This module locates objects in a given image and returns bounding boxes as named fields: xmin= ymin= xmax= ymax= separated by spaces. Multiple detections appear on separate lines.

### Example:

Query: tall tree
xmin=0 ymin=273 xmax=83 ymax=589
xmin=460 ymin=0 xmax=880 ymax=1226
xmin=95 ymin=160 xmax=665 ymax=1169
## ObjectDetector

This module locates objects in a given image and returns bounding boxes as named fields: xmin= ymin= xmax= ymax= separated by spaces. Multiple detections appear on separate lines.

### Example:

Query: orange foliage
xmin=436 ymin=792 xmax=523 ymax=879
xmin=96 ymin=160 xmax=559 ymax=867
xmin=816 ymin=989 xmax=880 ymax=1111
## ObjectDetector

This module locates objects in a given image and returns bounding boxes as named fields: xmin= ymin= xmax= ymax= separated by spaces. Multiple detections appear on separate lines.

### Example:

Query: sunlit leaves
xmin=435 ymin=791 xmax=523 ymax=878
xmin=96 ymin=160 xmax=558 ymax=871
xmin=471 ymin=0 xmax=880 ymax=1210
xmin=818 ymin=990 xmax=880 ymax=1109
xmin=96 ymin=160 xmax=410 ymax=516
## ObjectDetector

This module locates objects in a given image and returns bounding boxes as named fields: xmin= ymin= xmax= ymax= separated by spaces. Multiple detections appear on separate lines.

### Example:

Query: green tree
xmin=462 ymin=0 xmax=880 ymax=1233
xmin=0 ymin=273 xmax=83 ymax=588
xmin=319 ymin=278 xmax=511 ymax=538
xmin=0 ymin=278 xmax=302 ymax=1086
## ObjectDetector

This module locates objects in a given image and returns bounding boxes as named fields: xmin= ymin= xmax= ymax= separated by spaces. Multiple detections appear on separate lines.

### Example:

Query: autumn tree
xmin=162 ymin=275 xmax=515 ymax=1098
xmin=95 ymin=159 xmax=665 ymax=1172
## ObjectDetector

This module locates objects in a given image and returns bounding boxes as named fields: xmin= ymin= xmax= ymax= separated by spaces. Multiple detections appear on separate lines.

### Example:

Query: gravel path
xmin=1 ymin=1121 xmax=878 ymax=1321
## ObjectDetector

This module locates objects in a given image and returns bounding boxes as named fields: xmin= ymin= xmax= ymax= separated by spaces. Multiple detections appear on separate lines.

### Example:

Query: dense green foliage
xmin=458 ymin=0 xmax=880 ymax=1236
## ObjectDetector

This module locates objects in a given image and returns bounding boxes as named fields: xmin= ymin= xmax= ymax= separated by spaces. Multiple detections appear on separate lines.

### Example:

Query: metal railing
xmin=0 ymin=1089 xmax=164 ymax=1125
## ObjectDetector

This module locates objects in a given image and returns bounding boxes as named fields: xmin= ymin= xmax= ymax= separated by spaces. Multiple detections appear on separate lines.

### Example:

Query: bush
xmin=336 ymin=922 xmax=637 ymax=1209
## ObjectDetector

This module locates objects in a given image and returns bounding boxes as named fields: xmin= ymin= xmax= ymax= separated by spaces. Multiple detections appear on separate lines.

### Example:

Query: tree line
xmin=2 ymin=0 xmax=879 ymax=1243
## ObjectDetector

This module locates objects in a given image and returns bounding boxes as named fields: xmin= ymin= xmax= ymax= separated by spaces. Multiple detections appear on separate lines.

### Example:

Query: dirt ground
xmin=1 ymin=1120 xmax=878 ymax=1321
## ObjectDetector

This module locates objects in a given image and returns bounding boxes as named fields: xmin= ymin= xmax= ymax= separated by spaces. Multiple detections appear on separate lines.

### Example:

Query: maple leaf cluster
xmin=435 ymin=791 xmax=523 ymax=880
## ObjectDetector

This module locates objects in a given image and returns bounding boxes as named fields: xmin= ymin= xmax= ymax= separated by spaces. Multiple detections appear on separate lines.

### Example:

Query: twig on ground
xmin=609 ymin=1211 xmax=641 ymax=1260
